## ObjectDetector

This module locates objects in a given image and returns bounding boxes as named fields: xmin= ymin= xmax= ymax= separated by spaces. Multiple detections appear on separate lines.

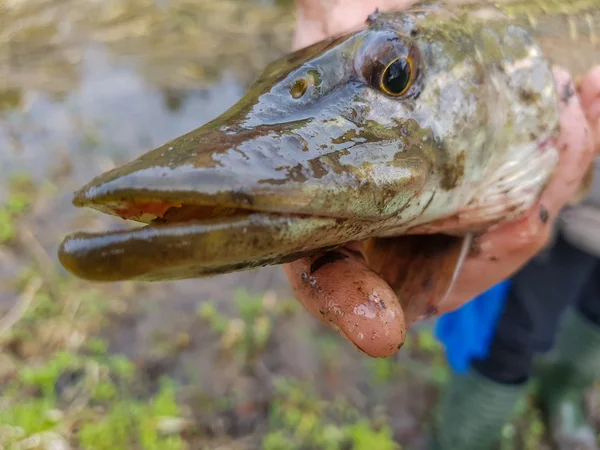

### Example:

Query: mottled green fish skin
xmin=465 ymin=0 xmax=600 ymax=77
xmin=58 ymin=0 xmax=599 ymax=282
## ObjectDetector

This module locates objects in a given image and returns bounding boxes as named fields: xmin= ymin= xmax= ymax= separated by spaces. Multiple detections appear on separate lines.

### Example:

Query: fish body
xmin=58 ymin=0 xmax=600 ymax=282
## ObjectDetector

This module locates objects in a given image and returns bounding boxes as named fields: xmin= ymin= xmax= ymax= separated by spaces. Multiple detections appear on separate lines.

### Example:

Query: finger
xmin=283 ymin=249 xmax=406 ymax=358
xmin=541 ymin=66 xmax=596 ymax=217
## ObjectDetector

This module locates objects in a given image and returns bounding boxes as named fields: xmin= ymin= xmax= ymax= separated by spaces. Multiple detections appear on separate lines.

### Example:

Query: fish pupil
xmin=382 ymin=58 xmax=411 ymax=95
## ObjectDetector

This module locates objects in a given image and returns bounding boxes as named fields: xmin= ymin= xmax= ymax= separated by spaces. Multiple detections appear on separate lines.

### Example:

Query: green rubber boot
xmin=536 ymin=310 xmax=600 ymax=450
xmin=430 ymin=369 xmax=525 ymax=450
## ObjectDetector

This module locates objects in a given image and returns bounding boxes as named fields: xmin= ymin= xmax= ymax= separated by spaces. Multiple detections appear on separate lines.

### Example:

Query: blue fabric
xmin=435 ymin=280 xmax=512 ymax=374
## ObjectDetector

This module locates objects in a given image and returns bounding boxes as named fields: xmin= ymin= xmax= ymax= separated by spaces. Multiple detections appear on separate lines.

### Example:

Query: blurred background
xmin=0 ymin=1 xmax=591 ymax=449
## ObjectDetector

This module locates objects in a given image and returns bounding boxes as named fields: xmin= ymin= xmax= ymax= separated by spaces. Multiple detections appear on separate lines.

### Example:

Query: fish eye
xmin=380 ymin=57 xmax=413 ymax=96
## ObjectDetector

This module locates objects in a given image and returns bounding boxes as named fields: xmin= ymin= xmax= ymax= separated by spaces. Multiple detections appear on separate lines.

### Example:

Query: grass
xmin=0 ymin=168 xmax=577 ymax=450
xmin=198 ymin=288 xmax=299 ymax=365
xmin=0 ymin=173 xmax=34 ymax=243
xmin=1 ymin=271 xmax=406 ymax=449
xmin=2 ymin=240 xmax=404 ymax=450
xmin=263 ymin=377 xmax=400 ymax=450
xmin=0 ymin=229 xmax=562 ymax=450
xmin=77 ymin=379 xmax=185 ymax=450
xmin=1 ymin=341 xmax=187 ymax=449
xmin=0 ymin=289 xmax=188 ymax=449
xmin=0 ymin=205 xmax=190 ymax=450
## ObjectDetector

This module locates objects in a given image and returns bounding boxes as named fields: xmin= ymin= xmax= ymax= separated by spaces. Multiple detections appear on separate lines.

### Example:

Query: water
xmin=0 ymin=0 xmax=297 ymax=349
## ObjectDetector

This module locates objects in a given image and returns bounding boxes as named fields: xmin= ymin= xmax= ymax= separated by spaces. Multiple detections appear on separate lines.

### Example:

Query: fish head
xmin=58 ymin=5 xmax=559 ymax=281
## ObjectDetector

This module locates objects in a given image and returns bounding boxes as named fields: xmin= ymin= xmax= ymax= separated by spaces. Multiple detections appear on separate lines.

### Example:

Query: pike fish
xmin=58 ymin=0 xmax=600 ymax=285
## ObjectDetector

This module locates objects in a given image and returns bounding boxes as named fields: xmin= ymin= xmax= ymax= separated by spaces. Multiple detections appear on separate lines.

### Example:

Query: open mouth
xmin=74 ymin=195 xmax=343 ymax=239
xmin=89 ymin=198 xmax=262 ymax=226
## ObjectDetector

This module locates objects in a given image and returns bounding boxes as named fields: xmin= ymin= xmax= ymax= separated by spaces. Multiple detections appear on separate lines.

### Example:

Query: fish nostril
xmin=289 ymin=70 xmax=321 ymax=99
xmin=290 ymin=78 xmax=309 ymax=99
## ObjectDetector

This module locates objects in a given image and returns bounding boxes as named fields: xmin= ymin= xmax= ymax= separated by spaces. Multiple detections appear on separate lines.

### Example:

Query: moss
xmin=86 ymin=337 xmax=109 ymax=356
xmin=3 ymin=283 xmax=186 ymax=450
xmin=264 ymin=377 xmax=400 ymax=450
xmin=347 ymin=421 xmax=400 ymax=450
xmin=234 ymin=288 xmax=266 ymax=324
xmin=0 ymin=173 xmax=35 ymax=242
xmin=77 ymin=403 xmax=137 ymax=450
xmin=19 ymin=351 xmax=81 ymax=399
xmin=366 ymin=357 xmax=397 ymax=384
xmin=0 ymin=398 xmax=56 ymax=438
xmin=198 ymin=289 xmax=297 ymax=362
xmin=0 ymin=207 xmax=16 ymax=242
xmin=77 ymin=377 xmax=185 ymax=450
xmin=93 ymin=380 xmax=118 ymax=401
xmin=197 ymin=302 xmax=229 ymax=334
xmin=106 ymin=354 xmax=136 ymax=380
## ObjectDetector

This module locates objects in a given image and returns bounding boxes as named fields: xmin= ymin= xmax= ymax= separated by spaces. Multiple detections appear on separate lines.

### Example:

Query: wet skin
xmin=59 ymin=1 xmax=600 ymax=355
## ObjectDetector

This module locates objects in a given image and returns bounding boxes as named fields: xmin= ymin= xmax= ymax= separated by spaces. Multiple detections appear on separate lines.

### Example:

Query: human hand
xmin=284 ymin=0 xmax=600 ymax=358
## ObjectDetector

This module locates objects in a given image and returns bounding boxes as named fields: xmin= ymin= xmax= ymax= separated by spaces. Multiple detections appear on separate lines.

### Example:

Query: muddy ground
xmin=0 ymin=1 xmax=594 ymax=449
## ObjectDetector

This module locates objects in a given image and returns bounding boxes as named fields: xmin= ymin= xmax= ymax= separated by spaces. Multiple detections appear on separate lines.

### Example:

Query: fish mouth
xmin=58 ymin=192 xmax=366 ymax=283
xmin=55 ymin=117 xmax=365 ymax=282
xmin=58 ymin=108 xmax=427 ymax=283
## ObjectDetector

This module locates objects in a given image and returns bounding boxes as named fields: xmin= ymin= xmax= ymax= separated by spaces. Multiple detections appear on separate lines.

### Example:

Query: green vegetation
xmin=0 ymin=0 xmax=591 ymax=446
xmin=0 ymin=173 xmax=34 ymax=243
xmin=77 ymin=379 xmax=185 ymax=450
xmin=0 ymin=167 xmax=560 ymax=450
xmin=263 ymin=378 xmax=400 ymax=450
xmin=0 ymin=229 xmax=189 ymax=449
xmin=1 ymin=342 xmax=186 ymax=449
xmin=198 ymin=288 xmax=298 ymax=363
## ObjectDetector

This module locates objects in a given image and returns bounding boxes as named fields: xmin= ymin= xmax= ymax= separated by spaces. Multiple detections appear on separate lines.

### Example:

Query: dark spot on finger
xmin=560 ymin=82 xmax=575 ymax=104
xmin=319 ymin=309 xmax=324 ymax=316
xmin=310 ymin=251 xmax=348 ymax=274
xmin=488 ymin=255 xmax=499 ymax=262
xmin=539 ymin=205 xmax=549 ymax=224
xmin=301 ymin=272 xmax=308 ymax=280
xmin=380 ymin=300 xmax=387 ymax=309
